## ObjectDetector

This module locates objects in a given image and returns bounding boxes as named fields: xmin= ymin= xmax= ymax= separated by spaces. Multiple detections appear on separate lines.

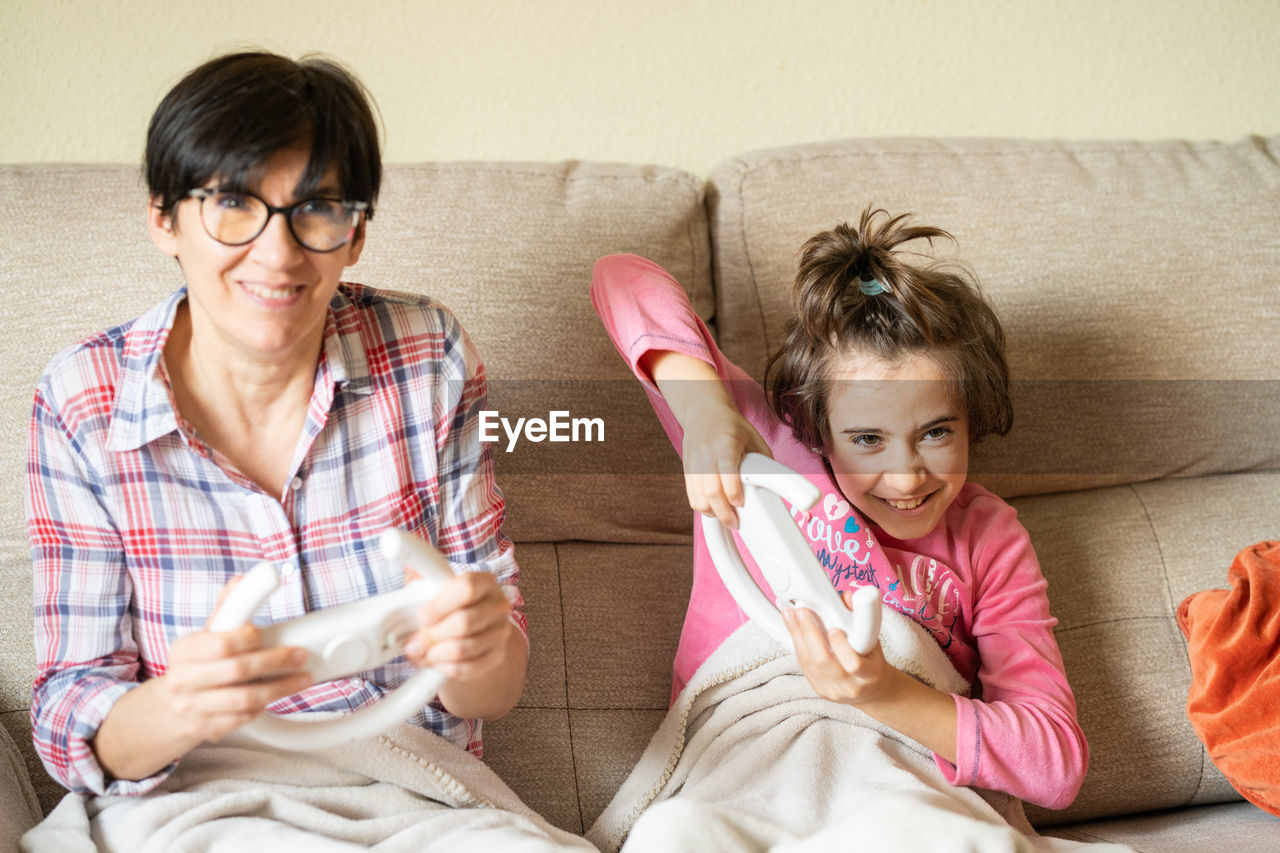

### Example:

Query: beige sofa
xmin=3 ymin=135 xmax=1279 ymax=850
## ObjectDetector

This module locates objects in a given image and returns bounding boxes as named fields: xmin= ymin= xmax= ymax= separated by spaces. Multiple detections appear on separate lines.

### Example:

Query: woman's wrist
xmin=92 ymin=676 xmax=198 ymax=783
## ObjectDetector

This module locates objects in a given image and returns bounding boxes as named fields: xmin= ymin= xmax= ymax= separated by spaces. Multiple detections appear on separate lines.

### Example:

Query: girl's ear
xmin=147 ymin=198 xmax=180 ymax=257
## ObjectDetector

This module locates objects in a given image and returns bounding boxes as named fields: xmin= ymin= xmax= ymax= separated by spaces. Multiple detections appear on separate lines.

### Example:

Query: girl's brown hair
xmin=764 ymin=207 xmax=1012 ymax=454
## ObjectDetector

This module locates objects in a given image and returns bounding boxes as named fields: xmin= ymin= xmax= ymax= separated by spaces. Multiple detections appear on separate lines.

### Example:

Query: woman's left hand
xmin=402 ymin=569 xmax=516 ymax=683
xmin=784 ymin=589 xmax=895 ymax=705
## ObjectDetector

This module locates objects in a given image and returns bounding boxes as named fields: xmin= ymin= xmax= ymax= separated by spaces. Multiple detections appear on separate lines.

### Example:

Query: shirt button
xmin=290 ymin=476 xmax=303 ymax=491
xmin=279 ymin=561 xmax=297 ymax=576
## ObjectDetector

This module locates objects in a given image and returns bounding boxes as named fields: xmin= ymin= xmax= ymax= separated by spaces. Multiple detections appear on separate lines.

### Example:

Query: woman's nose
xmin=249 ymin=209 xmax=305 ymax=266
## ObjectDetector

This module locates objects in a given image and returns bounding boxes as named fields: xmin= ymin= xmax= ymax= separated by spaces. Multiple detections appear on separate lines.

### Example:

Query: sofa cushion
xmin=1043 ymin=801 xmax=1280 ymax=851
xmin=353 ymin=161 xmax=711 ymax=544
xmin=0 ymin=714 xmax=41 ymax=846
xmin=708 ymin=136 xmax=1280 ymax=500
xmin=1017 ymin=471 xmax=1280 ymax=826
xmin=0 ymin=161 xmax=708 ymax=814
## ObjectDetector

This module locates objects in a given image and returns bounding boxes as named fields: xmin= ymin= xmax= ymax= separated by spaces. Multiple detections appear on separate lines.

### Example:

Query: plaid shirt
xmin=26 ymin=282 xmax=524 ymax=796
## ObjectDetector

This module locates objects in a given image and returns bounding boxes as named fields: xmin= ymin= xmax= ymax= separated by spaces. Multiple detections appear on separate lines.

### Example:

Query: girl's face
xmin=148 ymin=146 xmax=364 ymax=366
xmin=824 ymin=351 xmax=969 ymax=541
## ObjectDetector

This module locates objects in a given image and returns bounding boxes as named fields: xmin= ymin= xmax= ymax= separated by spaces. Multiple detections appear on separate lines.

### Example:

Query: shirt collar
xmin=322 ymin=284 xmax=373 ymax=396
xmin=105 ymin=288 xmax=186 ymax=452
xmin=106 ymin=284 xmax=373 ymax=453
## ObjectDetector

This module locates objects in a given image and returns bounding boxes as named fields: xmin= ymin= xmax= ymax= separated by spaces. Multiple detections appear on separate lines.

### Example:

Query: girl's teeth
xmin=886 ymin=496 xmax=924 ymax=510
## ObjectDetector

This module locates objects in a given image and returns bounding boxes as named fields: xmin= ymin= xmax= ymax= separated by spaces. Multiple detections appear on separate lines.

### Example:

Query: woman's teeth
xmin=245 ymin=283 xmax=297 ymax=300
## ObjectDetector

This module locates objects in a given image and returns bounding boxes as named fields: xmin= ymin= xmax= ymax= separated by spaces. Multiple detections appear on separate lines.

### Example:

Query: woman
xmin=24 ymin=52 xmax=580 ymax=850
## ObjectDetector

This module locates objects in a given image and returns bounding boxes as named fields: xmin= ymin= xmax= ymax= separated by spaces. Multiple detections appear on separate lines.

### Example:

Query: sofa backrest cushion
xmin=708 ymin=136 xmax=1280 ymax=499
xmin=0 ymin=161 xmax=707 ymax=722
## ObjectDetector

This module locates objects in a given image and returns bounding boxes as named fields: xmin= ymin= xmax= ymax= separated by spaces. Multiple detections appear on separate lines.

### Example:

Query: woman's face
xmin=823 ymin=351 xmax=969 ymax=541
xmin=148 ymin=147 xmax=364 ymax=365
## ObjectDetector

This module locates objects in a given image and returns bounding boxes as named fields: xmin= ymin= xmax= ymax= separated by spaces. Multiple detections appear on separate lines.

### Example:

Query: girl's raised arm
xmin=592 ymin=254 xmax=770 ymax=526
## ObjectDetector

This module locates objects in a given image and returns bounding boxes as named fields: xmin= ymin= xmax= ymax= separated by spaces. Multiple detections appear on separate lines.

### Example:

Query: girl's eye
xmin=923 ymin=426 xmax=952 ymax=442
xmin=850 ymin=434 xmax=883 ymax=448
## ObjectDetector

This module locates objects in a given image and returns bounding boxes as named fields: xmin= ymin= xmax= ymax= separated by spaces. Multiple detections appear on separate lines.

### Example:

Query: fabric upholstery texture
xmin=708 ymin=136 xmax=1280 ymax=499
xmin=3 ymin=136 xmax=1279 ymax=849
xmin=0 ymin=717 xmax=40 ymax=849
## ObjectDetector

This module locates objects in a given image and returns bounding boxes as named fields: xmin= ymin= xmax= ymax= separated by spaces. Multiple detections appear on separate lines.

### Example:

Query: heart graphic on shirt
xmin=823 ymin=493 xmax=851 ymax=521
xmin=844 ymin=516 xmax=860 ymax=534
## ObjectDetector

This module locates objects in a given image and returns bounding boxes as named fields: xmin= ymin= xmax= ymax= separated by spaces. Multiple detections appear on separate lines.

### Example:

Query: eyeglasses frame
xmin=186 ymin=187 xmax=369 ymax=253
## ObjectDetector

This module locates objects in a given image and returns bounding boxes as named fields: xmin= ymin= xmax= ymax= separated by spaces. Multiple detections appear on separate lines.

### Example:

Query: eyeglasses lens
xmin=292 ymin=200 xmax=355 ymax=252
xmin=199 ymin=192 xmax=357 ymax=252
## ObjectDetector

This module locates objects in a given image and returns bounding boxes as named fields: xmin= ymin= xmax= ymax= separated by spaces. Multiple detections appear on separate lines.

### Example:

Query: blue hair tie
xmin=859 ymin=278 xmax=889 ymax=296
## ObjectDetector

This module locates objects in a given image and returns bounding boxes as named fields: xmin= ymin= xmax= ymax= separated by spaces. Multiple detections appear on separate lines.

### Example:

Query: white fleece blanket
xmin=21 ymin=721 xmax=595 ymax=853
xmin=587 ymin=606 xmax=1134 ymax=853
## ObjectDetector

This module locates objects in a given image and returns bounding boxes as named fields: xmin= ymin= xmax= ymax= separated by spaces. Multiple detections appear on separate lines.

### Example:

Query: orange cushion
xmin=1176 ymin=541 xmax=1280 ymax=816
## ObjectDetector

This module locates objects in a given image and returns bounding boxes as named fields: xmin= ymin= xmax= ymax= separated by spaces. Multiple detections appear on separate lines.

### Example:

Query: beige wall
xmin=2 ymin=0 xmax=1277 ymax=176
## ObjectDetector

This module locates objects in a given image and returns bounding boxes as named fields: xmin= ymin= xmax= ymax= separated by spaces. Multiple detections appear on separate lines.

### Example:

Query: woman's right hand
xmin=159 ymin=577 xmax=313 ymax=745
xmin=93 ymin=577 xmax=313 ymax=783
xmin=679 ymin=398 xmax=772 ymax=528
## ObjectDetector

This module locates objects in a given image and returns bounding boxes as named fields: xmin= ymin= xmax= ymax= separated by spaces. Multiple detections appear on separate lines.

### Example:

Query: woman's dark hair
xmin=145 ymin=51 xmax=381 ymax=218
xmin=765 ymin=207 xmax=1012 ymax=453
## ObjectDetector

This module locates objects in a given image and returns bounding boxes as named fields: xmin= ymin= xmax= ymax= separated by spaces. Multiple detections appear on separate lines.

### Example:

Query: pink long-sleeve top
xmin=591 ymin=253 xmax=1087 ymax=810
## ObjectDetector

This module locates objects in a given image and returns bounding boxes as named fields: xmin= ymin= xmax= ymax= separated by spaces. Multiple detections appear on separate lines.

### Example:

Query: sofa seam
xmin=727 ymin=139 xmax=1248 ymax=173
xmin=1129 ymin=482 xmax=1206 ymax=807
xmin=551 ymin=542 xmax=586 ymax=833
xmin=734 ymin=164 xmax=771 ymax=370
xmin=1053 ymin=614 xmax=1173 ymax=632
xmin=687 ymin=179 xmax=702 ymax=313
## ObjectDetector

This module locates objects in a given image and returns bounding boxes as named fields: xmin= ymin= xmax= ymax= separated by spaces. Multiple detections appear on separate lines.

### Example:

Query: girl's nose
xmin=881 ymin=450 xmax=928 ymax=494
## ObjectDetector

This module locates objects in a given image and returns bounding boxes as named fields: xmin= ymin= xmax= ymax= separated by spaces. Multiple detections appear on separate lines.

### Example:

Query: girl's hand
xmin=160 ymin=577 xmax=313 ymax=745
xmin=783 ymin=589 xmax=894 ymax=705
xmin=639 ymin=349 xmax=771 ymax=529
xmin=680 ymin=399 xmax=773 ymax=529
xmin=402 ymin=569 xmax=516 ymax=683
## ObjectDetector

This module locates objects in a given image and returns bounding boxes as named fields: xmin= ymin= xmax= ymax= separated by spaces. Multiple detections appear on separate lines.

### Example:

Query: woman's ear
xmin=147 ymin=198 xmax=180 ymax=257
xmin=342 ymin=217 xmax=367 ymax=267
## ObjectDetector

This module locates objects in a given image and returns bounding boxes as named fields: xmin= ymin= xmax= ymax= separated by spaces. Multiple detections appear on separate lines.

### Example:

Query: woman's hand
xmin=159 ymin=577 xmax=313 ymax=744
xmin=403 ymin=570 xmax=514 ymax=681
xmin=92 ymin=577 xmax=313 ymax=783
xmin=401 ymin=568 xmax=527 ymax=720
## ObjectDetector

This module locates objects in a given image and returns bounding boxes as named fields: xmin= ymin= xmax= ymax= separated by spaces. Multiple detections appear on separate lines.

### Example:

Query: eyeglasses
xmin=187 ymin=188 xmax=368 ymax=253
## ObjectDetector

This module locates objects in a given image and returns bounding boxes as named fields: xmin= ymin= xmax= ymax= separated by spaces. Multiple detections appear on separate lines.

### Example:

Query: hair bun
xmin=792 ymin=208 xmax=951 ymax=344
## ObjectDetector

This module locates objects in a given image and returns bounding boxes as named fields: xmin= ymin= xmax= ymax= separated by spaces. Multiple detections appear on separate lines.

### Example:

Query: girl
xmin=591 ymin=208 xmax=1087 ymax=812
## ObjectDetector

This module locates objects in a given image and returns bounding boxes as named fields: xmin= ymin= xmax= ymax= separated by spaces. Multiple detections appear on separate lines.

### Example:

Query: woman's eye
xmin=214 ymin=192 xmax=248 ymax=210
xmin=300 ymin=199 xmax=341 ymax=217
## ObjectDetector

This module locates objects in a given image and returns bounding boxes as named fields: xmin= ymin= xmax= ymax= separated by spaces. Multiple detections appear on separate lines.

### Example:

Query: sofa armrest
xmin=0 ymin=717 xmax=41 ymax=849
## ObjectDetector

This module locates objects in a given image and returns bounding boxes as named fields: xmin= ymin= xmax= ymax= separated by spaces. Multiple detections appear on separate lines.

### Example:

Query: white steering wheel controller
xmin=700 ymin=453 xmax=882 ymax=656
xmin=207 ymin=527 xmax=456 ymax=750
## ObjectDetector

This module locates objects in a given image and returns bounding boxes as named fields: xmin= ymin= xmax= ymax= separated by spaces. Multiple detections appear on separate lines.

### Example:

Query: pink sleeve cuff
xmin=936 ymin=693 xmax=980 ymax=788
